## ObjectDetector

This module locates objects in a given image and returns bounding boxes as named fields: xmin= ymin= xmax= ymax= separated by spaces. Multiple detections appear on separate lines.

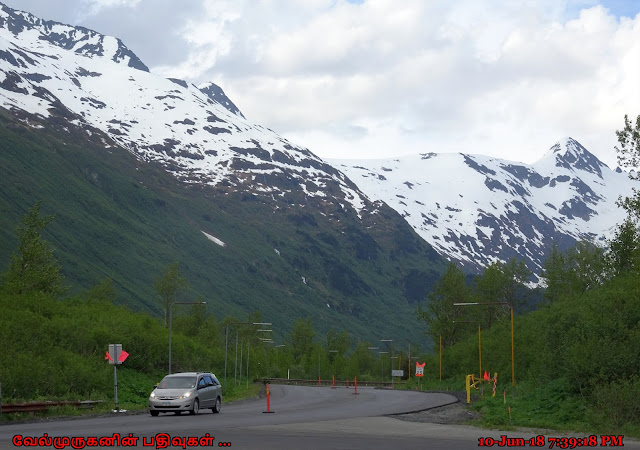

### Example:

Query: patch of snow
xmin=201 ymin=230 xmax=226 ymax=247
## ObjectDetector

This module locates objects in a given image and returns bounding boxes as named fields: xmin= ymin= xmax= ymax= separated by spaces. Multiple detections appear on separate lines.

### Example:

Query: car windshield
xmin=158 ymin=376 xmax=195 ymax=389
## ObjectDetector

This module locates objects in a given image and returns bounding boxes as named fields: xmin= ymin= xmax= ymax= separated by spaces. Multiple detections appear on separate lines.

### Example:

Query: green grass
xmin=0 ymin=381 xmax=263 ymax=422
xmin=466 ymin=379 xmax=640 ymax=439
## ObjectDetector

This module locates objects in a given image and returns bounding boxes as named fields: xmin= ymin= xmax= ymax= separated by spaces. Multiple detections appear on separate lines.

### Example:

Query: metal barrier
xmin=1 ymin=400 xmax=103 ymax=415
xmin=261 ymin=378 xmax=403 ymax=388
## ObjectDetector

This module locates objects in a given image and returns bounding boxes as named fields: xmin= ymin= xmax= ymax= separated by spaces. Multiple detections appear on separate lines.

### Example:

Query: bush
xmin=592 ymin=376 xmax=640 ymax=428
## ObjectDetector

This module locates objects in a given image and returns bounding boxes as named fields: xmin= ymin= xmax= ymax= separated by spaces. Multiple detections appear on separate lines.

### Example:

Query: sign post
xmin=391 ymin=370 xmax=403 ymax=390
xmin=415 ymin=362 xmax=425 ymax=390
xmin=106 ymin=344 xmax=129 ymax=412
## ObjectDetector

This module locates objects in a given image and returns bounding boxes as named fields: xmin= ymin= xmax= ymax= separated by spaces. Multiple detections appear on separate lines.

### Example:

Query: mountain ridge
xmin=0 ymin=1 xmax=446 ymax=343
xmin=331 ymin=137 xmax=635 ymax=276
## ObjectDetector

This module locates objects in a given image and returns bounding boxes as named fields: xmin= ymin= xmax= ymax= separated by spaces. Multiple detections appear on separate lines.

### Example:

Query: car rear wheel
xmin=150 ymin=410 xmax=159 ymax=417
xmin=190 ymin=398 xmax=199 ymax=415
xmin=212 ymin=397 xmax=221 ymax=414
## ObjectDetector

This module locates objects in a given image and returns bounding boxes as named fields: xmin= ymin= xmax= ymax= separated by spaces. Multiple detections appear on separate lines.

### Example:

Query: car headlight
xmin=183 ymin=391 xmax=192 ymax=398
xmin=150 ymin=392 xmax=156 ymax=398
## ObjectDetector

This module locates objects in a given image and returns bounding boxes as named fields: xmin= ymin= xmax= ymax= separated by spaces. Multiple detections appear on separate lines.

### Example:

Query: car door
xmin=209 ymin=375 xmax=221 ymax=401
xmin=197 ymin=375 xmax=210 ymax=407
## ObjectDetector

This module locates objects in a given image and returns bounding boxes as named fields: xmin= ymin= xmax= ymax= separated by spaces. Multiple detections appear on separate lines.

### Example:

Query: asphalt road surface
xmin=1 ymin=385 xmax=639 ymax=449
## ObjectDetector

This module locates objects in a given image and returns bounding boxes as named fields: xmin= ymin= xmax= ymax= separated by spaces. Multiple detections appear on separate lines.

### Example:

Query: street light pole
xmin=454 ymin=302 xmax=514 ymax=387
xmin=380 ymin=339 xmax=393 ymax=384
xmin=378 ymin=352 xmax=388 ymax=382
xmin=224 ymin=322 xmax=271 ymax=386
xmin=169 ymin=301 xmax=206 ymax=374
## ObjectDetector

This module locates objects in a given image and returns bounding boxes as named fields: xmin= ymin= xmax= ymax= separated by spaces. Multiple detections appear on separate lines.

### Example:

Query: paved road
xmin=1 ymin=385 xmax=638 ymax=449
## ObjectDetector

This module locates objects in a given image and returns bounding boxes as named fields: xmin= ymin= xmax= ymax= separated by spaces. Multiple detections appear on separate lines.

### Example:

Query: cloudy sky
xmin=4 ymin=0 xmax=639 ymax=167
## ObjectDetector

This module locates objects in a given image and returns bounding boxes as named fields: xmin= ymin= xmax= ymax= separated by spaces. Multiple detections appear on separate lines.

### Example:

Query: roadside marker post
xmin=492 ymin=373 xmax=498 ymax=397
xmin=332 ymin=375 xmax=335 ymax=389
xmin=263 ymin=383 xmax=274 ymax=413
xmin=353 ymin=376 xmax=358 ymax=395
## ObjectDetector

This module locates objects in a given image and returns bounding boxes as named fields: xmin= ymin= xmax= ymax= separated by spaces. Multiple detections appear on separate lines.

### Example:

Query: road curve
xmin=3 ymin=386 xmax=638 ymax=449
xmin=1 ymin=385 xmax=456 ymax=448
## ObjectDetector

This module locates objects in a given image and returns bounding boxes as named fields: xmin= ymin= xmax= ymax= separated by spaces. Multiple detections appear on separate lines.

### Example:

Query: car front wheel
xmin=190 ymin=398 xmax=199 ymax=415
xmin=212 ymin=397 xmax=221 ymax=414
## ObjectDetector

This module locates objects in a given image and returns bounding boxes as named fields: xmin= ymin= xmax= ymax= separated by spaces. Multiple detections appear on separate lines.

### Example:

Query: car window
xmin=211 ymin=376 xmax=219 ymax=386
xmin=159 ymin=376 xmax=196 ymax=389
xmin=198 ymin=377 xmax=206 ymax=388
xmin=203 ymin=375 xmax=214 ymax=386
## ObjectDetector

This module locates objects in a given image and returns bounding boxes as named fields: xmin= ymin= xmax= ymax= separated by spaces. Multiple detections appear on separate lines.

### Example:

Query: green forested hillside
xmin=0 ymin=110 xmax=446 ymax=344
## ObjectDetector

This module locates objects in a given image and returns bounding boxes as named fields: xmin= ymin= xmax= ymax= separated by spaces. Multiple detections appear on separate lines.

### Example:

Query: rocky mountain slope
xmin=331 ymin=138 xmax=636 ymax=276
xmin=0 ymin=2 xmax=446 ymax=342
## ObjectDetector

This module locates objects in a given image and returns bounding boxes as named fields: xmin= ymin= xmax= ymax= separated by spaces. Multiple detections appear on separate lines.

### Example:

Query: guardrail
xmin=260 ymin=378 xmax=405 ymax=388
xmin=0 ymin=400 xmax=103 ymax=415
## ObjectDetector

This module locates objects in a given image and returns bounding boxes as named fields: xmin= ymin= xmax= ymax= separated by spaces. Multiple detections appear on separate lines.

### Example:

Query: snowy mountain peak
xmin=0 ymin=2 xmax=372 ymax=221
xmin=537 ymin=137 xmax=607 ymax=178
xmin=331 ymin=144 xmax=635 ymax=278
xmin=0 ymin=2 xmax=148 ymax=72
xmin=197 ymin=82 xmax=245 ymax=118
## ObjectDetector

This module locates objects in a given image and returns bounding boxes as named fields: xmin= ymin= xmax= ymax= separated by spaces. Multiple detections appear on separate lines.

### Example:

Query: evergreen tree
xmin=2 ymin=201 xmax=67 ymax=296
xmin=474 ymin=262 xmax=506 ymax=327
xmin=606 ymin=217 xmax=640 ymax=276
xmin=540 ymin=244 xmax=566 ymax=303
xmin=501 ymin=257 xmax=531 ymax=311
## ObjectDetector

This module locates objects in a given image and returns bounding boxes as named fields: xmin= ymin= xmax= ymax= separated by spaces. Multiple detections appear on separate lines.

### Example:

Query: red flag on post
xmin=105 ymin=351 xmax=113 ymax=361
xmin=483 ymin=370 xmax=489 ymax=381
xmin=118 ymin=350 xmax=129 ymax=362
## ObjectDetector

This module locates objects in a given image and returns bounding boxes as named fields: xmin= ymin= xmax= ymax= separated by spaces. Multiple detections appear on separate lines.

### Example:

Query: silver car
xmin=148 ymin=372 xmax=222 ymax=416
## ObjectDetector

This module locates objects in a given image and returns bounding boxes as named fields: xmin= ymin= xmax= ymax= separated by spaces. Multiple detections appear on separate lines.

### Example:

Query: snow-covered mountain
xmin=330 ymin=138 xmax=636 ymax=275
xmin=0 ymin=1 xmax=635 ymax=281
xmin=0 ymin=2 xmax=369 ymax=217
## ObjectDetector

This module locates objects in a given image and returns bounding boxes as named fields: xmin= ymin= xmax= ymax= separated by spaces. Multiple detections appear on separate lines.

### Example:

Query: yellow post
xmin=465 ymin=374 xmax=471 ymax=403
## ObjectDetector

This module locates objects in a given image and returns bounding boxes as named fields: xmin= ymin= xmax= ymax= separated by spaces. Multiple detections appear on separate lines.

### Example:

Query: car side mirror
xmin=154 ymin=384 xmax=158 ymax=389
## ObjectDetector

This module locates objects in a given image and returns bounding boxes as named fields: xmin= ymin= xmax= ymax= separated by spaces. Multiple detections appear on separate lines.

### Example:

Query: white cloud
xmin=179 ymin=0 xmax=637 ymax=167
xmin=82 ymin=0 xmax=142 ymax=13
xmin=3 ymin=0 xmax=640 ymax=167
